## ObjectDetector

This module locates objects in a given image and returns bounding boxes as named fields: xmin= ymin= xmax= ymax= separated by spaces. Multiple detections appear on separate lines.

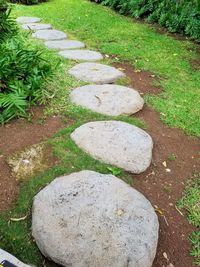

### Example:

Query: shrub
xmin=10 ymin=0 xmax=47 ymax=5
xmin=0 ymin=0 xmax=17 ymax=42
xmin=94 ymin=0 xmax=200 ymax=41
xmin=0 ymin=37 xmax=51 ymax=124
xmin=0 ymin=1 xmax=52 ymax=124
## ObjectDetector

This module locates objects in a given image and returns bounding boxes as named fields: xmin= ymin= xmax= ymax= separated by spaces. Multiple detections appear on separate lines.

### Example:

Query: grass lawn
xmin=0 ymin=0 xmax=199 ymax=265
xmin=12 ymin=0 xmax=200 ymax=137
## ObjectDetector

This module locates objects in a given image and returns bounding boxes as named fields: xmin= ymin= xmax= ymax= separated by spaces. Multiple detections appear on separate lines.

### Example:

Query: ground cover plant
xmin=94 ymin=0 xmax=200 ymax=42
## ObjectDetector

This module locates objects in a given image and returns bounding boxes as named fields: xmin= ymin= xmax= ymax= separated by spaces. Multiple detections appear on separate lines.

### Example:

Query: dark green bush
xmin=10 ymin=0 xmax=47 ymax=5
xmin=0 ymin=0 xmax=17 ymax=42
xmin=95 ymin=0 xmax=200 ymax=41
xmin=0 ymin=37 xmax=52 ymax=124
xmin=0 ymin=0 xmax=52 ymax=124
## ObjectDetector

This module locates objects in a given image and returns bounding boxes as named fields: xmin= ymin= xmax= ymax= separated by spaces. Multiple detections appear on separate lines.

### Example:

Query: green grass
xmin=11 ymin=0 xmax=200 ymax=137
xmin=1 ymin=0 xmax=199 ymax=264
xmin=177 ymin=174 xmax=200 ymax=266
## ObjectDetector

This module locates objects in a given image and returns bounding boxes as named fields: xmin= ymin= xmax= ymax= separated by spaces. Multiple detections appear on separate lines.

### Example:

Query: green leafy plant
xmin=0 ymin=0 xmax=17 ymax=42
xmin=95 ymin=0 xmax=200 ymax=41
xmin=107 ymin=166 xmax=122 ymax=176
xmin=0 ymin=37 xmax=52 ymax=123
xmin=10 ymin=0 xmax=47 ymax=5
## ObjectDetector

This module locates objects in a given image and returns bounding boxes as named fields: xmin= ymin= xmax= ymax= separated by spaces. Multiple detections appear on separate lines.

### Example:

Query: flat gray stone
xmin=0 ymin=249 xmax=31 ymax=267
xmin=32 ymin=30 xmax=67 ymax=41
xmin=22 ymin=23 xmax=52 ymax=31
xmin=32 ymin=170 xmax=159 ymax=267
xmin=44 ymin=40 xmax=85 ymax=50
xmin=58 ymin=50 xmax=103 ymax=61
xmin=71 ymin=121 xmax=153 ymax=173
xmin=70 ymin=84 xmax=144 ymax=116
xmin=68 ymin=63 xmax=125 ymax=84
xmin=16 ymin=16 xmax=41 ymax=24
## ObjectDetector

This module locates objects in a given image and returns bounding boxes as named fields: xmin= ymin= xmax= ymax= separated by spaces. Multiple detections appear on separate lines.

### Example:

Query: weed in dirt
xmin=167 ymin=153 xmax=177 ymax=161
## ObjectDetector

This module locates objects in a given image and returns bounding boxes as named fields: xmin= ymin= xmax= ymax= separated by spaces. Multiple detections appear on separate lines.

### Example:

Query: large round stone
xmin=0 ymin=249 xmax=31 ymax=267
xmin=16 ymin=16 xmax=41 ymax=24
xmin=58 ymin=50 xmax=103 ymax=61
xmin=32 ymin=170 xmax=159 ymax=267
xmin=68 ymin=63 xmax=125 ymax=84
xmin=44 ymin=40 xmax=85 ymax=50
xmin=70 ymin=84 xmax=144 ymax=116
xmin=22 ymin=23 xmax=52 ymax=31
xmin=32 ymin=30 xmax=67 ymax=40
xmin=71 ymin=121 xmax=153 ymax=173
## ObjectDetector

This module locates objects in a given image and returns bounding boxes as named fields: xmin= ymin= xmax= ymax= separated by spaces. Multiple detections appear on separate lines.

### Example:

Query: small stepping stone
xmin=22 ymin=23 xmax=52 ymax=31
xmin=69 ymin=62 xmax=125 ymax=84
xmin=32 ymin=29 xmax=67 ymax=41
xmin=32 ymin=170 xmax=159 ymax=267
xmin=16 ymin=16 xmax=41 ymax=24
xmin=0 ymin=249 xmax=31 ymax=267
xmin=58 ymin=49 xmax=103 ymax=61
xmin=71 ymin=121 xmax=153 ymax=173
xmin=44 ymin=40 xmax=85 ymax=50
xmin=70 ymin=84 xmax=144 ymax=116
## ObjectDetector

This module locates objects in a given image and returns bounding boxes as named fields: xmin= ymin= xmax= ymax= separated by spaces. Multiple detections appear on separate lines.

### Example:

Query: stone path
xmin=45 ymin=40 xmax=85 ymax=50
xmin=32 ymin=29 xmax=67 ymax=40
xmin=22 ymin=23 xmax=52 ymax=31
xmin=70 ymin=84 xmax=144 ymax=116
xmin=32 ymin=170 xmax=159 ymax=267
xmin=69 ymin=62 xmax=125 ymax=83
xmin=71 ymin=121 xmax=153 ymax=173
xmin=15 ymin=16 xmax=158 ymax=267
xmin=58 ymin=49 xmax=103 ymax=61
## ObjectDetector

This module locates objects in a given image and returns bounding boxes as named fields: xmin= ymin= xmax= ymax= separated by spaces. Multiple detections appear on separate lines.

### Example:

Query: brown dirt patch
xmin=113 ymin=62 xmax=162 ymax=95
xmin=0 ymin=106 xmax=69 ymax=211
xmin=114 ymin=62 xmax=200 ymax=267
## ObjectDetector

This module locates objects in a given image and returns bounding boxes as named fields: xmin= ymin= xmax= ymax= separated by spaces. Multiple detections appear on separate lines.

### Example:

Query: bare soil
xmin=0 ymin=64 xmax=199 ymax=267
xmin=0 ymin=107 xmax=67 ymax=211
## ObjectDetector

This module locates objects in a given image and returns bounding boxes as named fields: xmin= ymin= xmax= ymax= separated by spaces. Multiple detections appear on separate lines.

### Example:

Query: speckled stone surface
xmin=32 ymin=29 xmax=67 ymax=41
xmin=69 ymin=63 xmax=125 ymax=84
xmin=58 ymin=49 xmax=103 ymax=61
xmin=22 ymin=23 xmax=52 ymax=31
xmin=44 ymin=40 xmax=85 ymax=50
xmin=16 ymin=16 xmax=41 ymax=24
xmin=32 ymin=170 xmax=159 ymax=267
xmin=71 ymin=121 xmax=153 ymax=173
xmin=70 ymin=84 xmax=144 ymax=116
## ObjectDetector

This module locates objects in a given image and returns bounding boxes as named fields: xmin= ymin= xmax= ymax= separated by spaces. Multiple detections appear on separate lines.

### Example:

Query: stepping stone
xmin=32 ymin=29 xmax=67 ymax=41
xmin=68 ymin=62 xmax=125 ymax=84
xmin=0 ymin=249 xmax=31 ymax=267
xmin=16 ymin=16 xmax=41 ymax=24
xmin=58 ymin=49 xmax=103 ymax=61
xmin=32 ymin=170 xmax=159 ymax=267
xmin=44 ymin=40 xmax=85 ymax=50
xmin=70 ymin=84 xmax=144 ymax=116
xmin=22 ymin=23 xmax=52 ymax=31
xmin=71 ymin=121 xmax=153 ymax=173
